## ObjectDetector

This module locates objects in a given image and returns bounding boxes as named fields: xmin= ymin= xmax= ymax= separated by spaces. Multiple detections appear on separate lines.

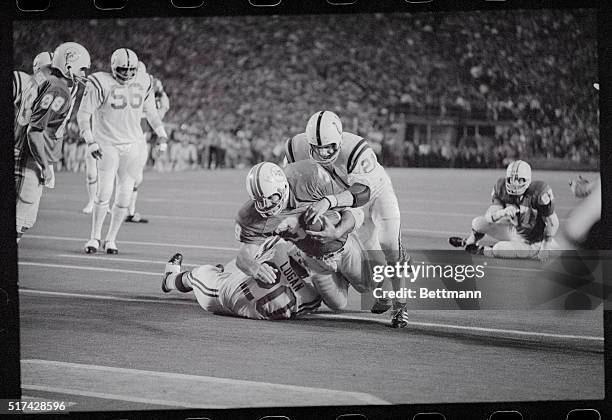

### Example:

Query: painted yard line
xmin=22 ymin=360 xmax=389 ymax=407
xmin=46 ymin=195 xmax=578 ymax=211
xmin=40 ymin=208 xmax=570 ymax=229
xmin=22 ymin=385 xmax=201 ymax=408
xmin=25 ymin=230 xmax=461 ymax=246
xmin=25 ymin=234 xmax=239 ymax=252
xmin=311 ymin=313 xmax=603 ymax=343
xmin=41 ymin=208 xmax=481 ymax=219
xmin=57 ymin=254 xmax=200 ymax=268
xmin=51 ymin=253 xmax=541 ymax=275
xmin=19 ymin=261 xmax=159 ymax=276
xmin=20 ymin=289 xmax=195 ymax=305
xmin=20 ymin=289 xmax=601 ymax=343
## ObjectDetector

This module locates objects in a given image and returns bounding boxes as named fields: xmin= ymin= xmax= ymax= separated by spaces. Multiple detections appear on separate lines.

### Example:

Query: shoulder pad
xmin=345 ymin=136 xmax=370 ymax=173
xmin=533 ymin=181 xmax=554 ymax=205
xmin=285 ymin=133 xmax=309 ymax=163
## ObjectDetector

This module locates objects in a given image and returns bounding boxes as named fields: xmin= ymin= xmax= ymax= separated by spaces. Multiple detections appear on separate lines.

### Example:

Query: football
xmin=300 ymin=210 xmax=341 ymax=232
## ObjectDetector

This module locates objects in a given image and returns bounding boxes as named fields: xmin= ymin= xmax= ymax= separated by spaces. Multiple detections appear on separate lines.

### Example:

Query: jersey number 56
xmin=110 ymin=84 xmax=143 ymax=110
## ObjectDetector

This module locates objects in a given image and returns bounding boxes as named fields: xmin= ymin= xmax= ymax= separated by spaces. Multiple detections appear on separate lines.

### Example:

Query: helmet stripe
xmin=253 ymin=163 xmax=264 ymax=198
xmin=315 ymin=111 xmax=324 ymax=146
xmin=47 ymin=51 xmax=53 ymax=62
xmin=124 ymin=48 xmax=130 ymax=67
xmin=512 ymin=160 xmax=520 ymax=178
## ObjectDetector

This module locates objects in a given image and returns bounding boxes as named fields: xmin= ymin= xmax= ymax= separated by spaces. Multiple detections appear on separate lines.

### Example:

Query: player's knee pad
xmin=114 ymin=177 xmax=136 ymax=208
xmin=471 ymin=216 xmax=491 ymax=234
xmin=95 ymin=179 xmax=114 ymax=203
xmin=134 ymin=171 xmax=143 ymax=188
xmin=311 ymin=273 xmax=348 ymax=310
xmin=489 ymin=241 xmax=533 ymax=259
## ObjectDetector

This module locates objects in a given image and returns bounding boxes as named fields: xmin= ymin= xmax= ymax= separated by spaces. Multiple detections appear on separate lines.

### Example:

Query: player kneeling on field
xmin=161 ymin=237 xmax=322 ymax=320
xmin=449 ymin=160 xmax=560 ymax=261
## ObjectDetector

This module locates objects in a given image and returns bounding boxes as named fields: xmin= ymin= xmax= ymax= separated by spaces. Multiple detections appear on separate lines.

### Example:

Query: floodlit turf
xmin=17 ymin=168 xmax=603 ymax=410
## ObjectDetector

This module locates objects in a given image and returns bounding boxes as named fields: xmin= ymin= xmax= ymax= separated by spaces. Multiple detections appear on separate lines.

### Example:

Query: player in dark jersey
xmin=14 ymin=42 xmax=90 ymax=242
xmin=449 ymin=160 xmax=560 ymax=261
xmin=235 ymin=160 xmax=347 ymax=284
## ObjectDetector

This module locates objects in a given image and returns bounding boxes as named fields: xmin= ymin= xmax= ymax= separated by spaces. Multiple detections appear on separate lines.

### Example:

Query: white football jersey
xmin=12 ymin=70 xmax=32 ymax=113
xmin=285 ymin=131 xmax=392 ymax=198
xmin=218 ymin=238 xmax=321 ymax=320
xmin=78 ymin=70 xmax=155 ymax=146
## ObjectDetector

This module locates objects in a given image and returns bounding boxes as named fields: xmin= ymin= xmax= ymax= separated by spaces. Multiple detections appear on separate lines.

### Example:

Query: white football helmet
xmin=111 ymin=48 xmax=138 ymax=83
xmin=246 ymin=162 xmax=290 ymax=218
xmin=33 ymin=51 xmax=53 ymax=74
xmin=51 ymin=42 xmax=90 ymax=84
xmin=305 ymin=110 xmax=343 ymax=165
xmin=505 ymin=160 xmax=532 ymax=195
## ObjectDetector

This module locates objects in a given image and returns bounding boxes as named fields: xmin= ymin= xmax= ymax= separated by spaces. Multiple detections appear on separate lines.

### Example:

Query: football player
xmin=239 ymin=161 xmax=403 ymax=326
xmin=13 ymin=51 xmax=55 ymax=127
xmin=123 ymin=61 xmax=170 ymax=223
xmin=449 ymin=160 xmax=560 ymax=261
xmin=12 ymin=69 xmax=31 ymax=114
xmin=285 ymin=111 xmax=407 ymax=323
xmin=14 ymin=43 xmax=90 ymax=242
xmin=235 ymin=160 xmax=345 ymax=284
xmin=274 ymin=208 xmax=386 ymax=313
xmin=78 ymin=48 xmax=168 ymax=254
xmin=161 ymin=237 xmax=322 ymax=320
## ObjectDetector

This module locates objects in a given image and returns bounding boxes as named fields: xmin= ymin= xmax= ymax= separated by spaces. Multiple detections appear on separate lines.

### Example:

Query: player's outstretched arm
xmin=304 ymin=183 xmax=370 ymax=224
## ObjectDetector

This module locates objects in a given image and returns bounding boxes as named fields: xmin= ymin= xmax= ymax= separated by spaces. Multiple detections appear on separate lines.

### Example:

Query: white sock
xmin=91 ymin=201 xmax=109 ymax=240
xmin=128 ymin=189 xmax=138 ymax=216
xmin=105 ymin=206 xmax=128 ymax=243
xmin=86 ymin=180 xmax=97 ymax=206
xmin=164 ymin=272 xmax=177 ymax=291
xmin=311 ymin=274 xmax=348 ymax=310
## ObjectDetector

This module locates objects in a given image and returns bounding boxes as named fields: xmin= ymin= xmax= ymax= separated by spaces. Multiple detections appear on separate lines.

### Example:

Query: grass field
xmin=17 ymin=167 xmax=604 ymax=411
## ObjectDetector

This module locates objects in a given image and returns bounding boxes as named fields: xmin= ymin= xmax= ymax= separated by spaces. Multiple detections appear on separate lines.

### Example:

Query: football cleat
xmin=84 ymin=239 xmax=100 ymax=254
xmin=85 ymin=239 xmax=100 ymax=254
xmin=449 ymin=236 xmax=467 ymax=248
xmin=390 ymin=302 xmax=409 ymax=328
xmin=104 ymin=240 xmax=118 ymax=254
xmin=162 ymin=253 xmax=183 ymax=293
xmin=126 ymin=213 xmax=148 ymax=223
xmin=465 ymin=243 xmax=484 ymax=255
xmin=370 ymin=298 xmax=392 ymax=314
xmin=82 ymin=202 xmax=94 ymax=214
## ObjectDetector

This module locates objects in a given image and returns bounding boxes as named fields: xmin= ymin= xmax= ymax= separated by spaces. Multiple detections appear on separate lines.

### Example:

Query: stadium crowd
xmin=15 ymin=10 xmax=598 ymax=170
